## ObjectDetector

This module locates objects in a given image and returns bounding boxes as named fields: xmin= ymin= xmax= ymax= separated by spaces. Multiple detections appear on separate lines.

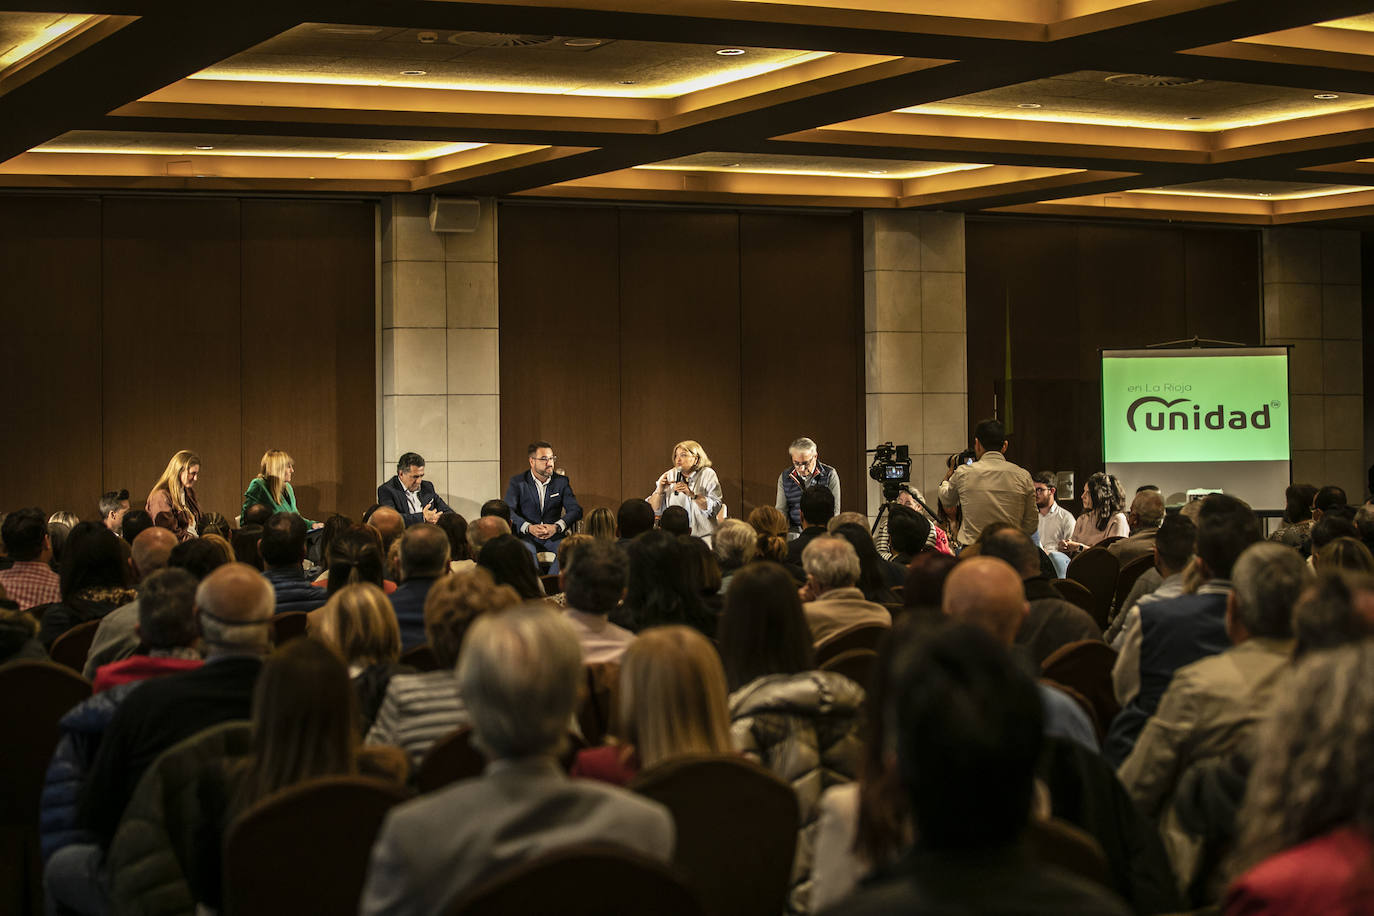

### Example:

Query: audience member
xmin=1063 ymin=472 xmax=1129 ymax=556
xmin=1311 ymin=484 xmax=1349 ymax=524
xmin=231 ymin=523 xmax=265 ymax=570
xmin=562 ymin=539 xmax=634 ymax=664
xmin=799 ymin=536 xmax=891 ymax=647
xmin=547 ymin=533 xmax=592 ymax=604
xmin=1356 ymin=502 xmax=1374 ymax=556
xmin=0 ymin=507 xmax=61 ymax=610
xmin=748 ymin=505 xmax=792 ymax=565
xmin=1269 ymin=483 xmax=1317 ymax=554
xmin=678 ymin=534 xmax=723 ymax=608
xmin=572 ymin=625 xmax=732 ymax=785
xmin=242 ymin=502 xmax=273 ymax=527
xmin=885 ymin=504 xmax=932 ymax=566
xmin=49 ymin=510 xmax=80 ymax=529
xmin=436 ymin=512 xmax=474 ymax=573
xmin=145 ymin=449 xmax=201 ymax=540
xmin=200 ymin=533 xmax=233 ymax=565
xmin=0 ymin=595 xmax=42 ymax=663
xmin=831 ymin=522 xmax=903 ymax=602
xmin=979 ymin=526 xmax=1101 ymax=667
xmin=1109 ymin=488 xmax=1165 ymax=565
xmin=901 ymin=551 xmax=957 ymax=611
xmin=659 ymin=504 xmax=691 ymax=537
xmin=98 ymin=490 xmax=129 ymax=533
xmin=1104 ymin=494 xmax=1260 ymax=766
xmin=311 ymin=582 xmax=404 ymax=733
xmin=48 ymin=520 xmax=71 ymax=568
xmin=259 ymin=512 xmax=326 ymax=614
xmin=1034 ymin=471 xmax=1076 ymax=560
xmin=90 ymin=568 xmax=202 ymax=693
xmin=1310 ymin=514 xmax=1359 ymax=563
xmin=583 ymin=506 xmax=616 ymax=542
xmin=39 ymin=523 xmax=136 ymax=649
xmin=1315 ymin=535 xmax=1374 ymax=573
xmin=475 ymin=533 xmax=543 ymax=600
xmin=720 ymin=561 xmax=864 ymax=915
xmin=825 ymin=625 xmax=1131 ymax=916
xmin=1108 ymin=512 xmax=1196 ymax=652
xmin=197 ymin=512 xmax=231 ymax=542
xmin=828 ymin=511 xmax=869 ymax=532
xmin=311 ymin=514 xmax=353 ymax=583
xmin=713 ymin=518 xmax=758 ymax=593
xmin=465 ymin=514 xmax=510 ymax=557
xmin=366 ymin=569 xmax=520 ymax=766
xmin=1224 ymin=642 xmax=1374 ymax=915
xmin=390 ymin=523 xmax=451 ymax=650
xmin=360 ymin=604 xmax=674 ymax=915
xmin=788 ymin=485 xmax=835 ymax=565
xmin=367 ymin=506 xmax=406 ymax=554
xmin=615 ymin=497 xmax=656 ymax=545
xmin=615 ymin=529 xmax=716 ymax=637
xmin=323 ymin=526 xmax=393 ymax=595
xmin=1292 ymin=569 xmax=1374 ymax=658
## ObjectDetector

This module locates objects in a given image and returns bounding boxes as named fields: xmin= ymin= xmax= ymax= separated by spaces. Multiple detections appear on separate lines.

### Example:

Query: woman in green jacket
xmin=242 ymin=449 xmax=320 ymax=528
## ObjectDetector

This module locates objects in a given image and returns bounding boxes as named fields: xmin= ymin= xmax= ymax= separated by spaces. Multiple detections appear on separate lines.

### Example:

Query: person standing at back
xmin=938 ymin=419 xmax=1037 ymax=550
xmin=778 ymin=437 xmax=841 ymax=538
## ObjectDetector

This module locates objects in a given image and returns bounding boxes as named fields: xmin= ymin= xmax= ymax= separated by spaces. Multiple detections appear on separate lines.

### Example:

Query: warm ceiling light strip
xmin=27 ymin=142 xmax=485 ymax=161
xmin=1129 ymin=184 xmax=1373 ymax=201
xmin=0 ymin=14 xmax=90 ymax=69
xmin=636 ymin=161 xmax=988 ymax=179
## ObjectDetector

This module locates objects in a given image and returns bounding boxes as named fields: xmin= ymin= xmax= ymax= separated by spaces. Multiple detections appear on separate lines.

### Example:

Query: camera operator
xmin=938 ymin=418 xmax=1037 ymax=550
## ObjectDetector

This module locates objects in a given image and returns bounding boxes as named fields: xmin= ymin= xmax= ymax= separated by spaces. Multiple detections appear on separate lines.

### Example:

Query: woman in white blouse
xmin=648 ymin=439 xmax=724 ymax=542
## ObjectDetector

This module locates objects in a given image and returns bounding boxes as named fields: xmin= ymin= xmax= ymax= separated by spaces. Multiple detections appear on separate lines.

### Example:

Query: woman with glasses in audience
xmin=241 ymin=448 xmax=320 ymax=528
xmin=648 ymin=439 xmax=724 ymax=543
xmin=146 ymin=449 xmax=202 ymax=540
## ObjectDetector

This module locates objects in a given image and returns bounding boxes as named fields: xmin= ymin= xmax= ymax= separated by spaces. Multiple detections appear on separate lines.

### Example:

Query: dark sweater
xmin=263 ymin=566 xmax=327 ymax=614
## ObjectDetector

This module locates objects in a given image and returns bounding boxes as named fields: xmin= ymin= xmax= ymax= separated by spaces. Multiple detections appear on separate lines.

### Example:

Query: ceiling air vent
xmin=1105 ymin=74 xmax=1204 ymax=88
xmin=445 ymin=32 xmax=558 ymax=48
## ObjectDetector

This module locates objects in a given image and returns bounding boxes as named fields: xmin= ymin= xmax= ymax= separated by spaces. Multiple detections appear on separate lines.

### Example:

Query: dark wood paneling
xmin=240 ymin=200 xmax=376 ymax=520
xmin=101 ymin=198 xmax=243 ymax=521
xmin=967 ymin=217 xmax=1262 ymax=485
xmin=619 ymin=209 xmax=742 ymax=512
xmin=499 ymin=205 xmax=623 ymax=511
xmin=739 ymin=211 xmax=864 ymax=514
xmin=0 ymin=197 xmax=103 ymax=515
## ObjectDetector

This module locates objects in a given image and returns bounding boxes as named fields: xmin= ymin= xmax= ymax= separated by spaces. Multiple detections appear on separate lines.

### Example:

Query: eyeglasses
xmin=535 ymin=456 xmax=558 ymax=464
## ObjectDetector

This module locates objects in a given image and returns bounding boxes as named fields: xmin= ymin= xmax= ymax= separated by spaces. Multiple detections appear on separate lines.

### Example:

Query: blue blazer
xmin=376 ymin=476 xmax=454 ymax=527
xmin=504 ymin=471 xmax=582 ymax=553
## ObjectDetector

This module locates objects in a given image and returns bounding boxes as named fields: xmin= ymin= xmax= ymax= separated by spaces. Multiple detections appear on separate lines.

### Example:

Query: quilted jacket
xmin=729 ymin=670 xmax=864 ymax=916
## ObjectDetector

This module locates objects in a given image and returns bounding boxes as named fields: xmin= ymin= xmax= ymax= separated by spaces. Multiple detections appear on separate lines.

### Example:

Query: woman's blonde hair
xmin=257 ymin=449 xmax=294 ymax=506
xmin=314 ymin=582 xmax=401 ymax=667
xmin=201 ymin=533 xmax=235 ymax=564
xmin=672 ymin=440 xmax=712 ymax=471
xmin=150 ymin=450 xmax=201 ymax=516
xmin=618 ymin=625 xmax=733 ymax=770
xmin=48 ymin=511 xmax=79 ymax=528
xmin=584 ymin=506 xmax=616 ymax=542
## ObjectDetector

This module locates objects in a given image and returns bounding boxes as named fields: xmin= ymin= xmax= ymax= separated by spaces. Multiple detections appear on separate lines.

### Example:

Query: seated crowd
xmin=6 ymin=464 xmax=1374 ymax=916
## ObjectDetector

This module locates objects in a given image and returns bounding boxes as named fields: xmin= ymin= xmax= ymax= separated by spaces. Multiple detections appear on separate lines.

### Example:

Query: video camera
xmin=867 ymin=442 xmax=912 ymax=502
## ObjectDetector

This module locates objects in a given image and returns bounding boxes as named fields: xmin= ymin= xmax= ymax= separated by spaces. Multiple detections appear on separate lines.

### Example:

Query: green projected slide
xmin=1102 ymin=353 xmax=1290 ymax=463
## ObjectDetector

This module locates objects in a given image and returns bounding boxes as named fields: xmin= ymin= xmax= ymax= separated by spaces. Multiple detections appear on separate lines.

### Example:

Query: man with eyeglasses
xmin=1033 ymin=471 xmax=1075 ymax=576
xmin=777 ymin=437 xmax=841 ymax=538
xmin=504 ymin=441 xmax=582 ymax=572
xmin=99 ymin=489 xmax=131 ymax=532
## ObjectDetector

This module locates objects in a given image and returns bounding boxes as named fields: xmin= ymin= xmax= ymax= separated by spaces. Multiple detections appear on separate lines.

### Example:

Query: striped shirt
xmin=364 ymin=670 xmax=469 ymax=767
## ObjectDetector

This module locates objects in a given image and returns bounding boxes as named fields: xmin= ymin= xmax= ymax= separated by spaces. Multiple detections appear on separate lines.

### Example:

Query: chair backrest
xmin=814 ymin=622 xmax=889 ymax=667
xmin=889 ymin=584 xmax=904 ymax=599
xmin=417 ymin=725 xmax=486 ymax=794
xmin=49 ymin=618 xmax=101 ymax=674
xmin=630 ymin=755 xmax=797 ymax=916
xmin=540 ymin=573 xmax=561 ymax=595
xmin=222 ymin=776 xmax=410 ymax=916
xmin=1040 ymin=639 xmax=1121 ymax=736
xmin=819 ymin=648 xmax=878 ymax=692
xmin=270 ymin=611 xmax=309 ymax=646
xmin=1026 ymin=816 xmax=1113 ymax=891
xmin=1051 ymin=578 xmax=1097 ymax=619
xmin=1112 ymin=554 xmax=1155 ymax=618
xmin=399 ymin=643 xmax=440 ymax=672
xmin=1040 ymin=677 xmax=1101 ymax=741
xmin=451 ymin=844 xmax=703 ymax=916
xmin=1065 ymin=548 xmax=1120 ymax=629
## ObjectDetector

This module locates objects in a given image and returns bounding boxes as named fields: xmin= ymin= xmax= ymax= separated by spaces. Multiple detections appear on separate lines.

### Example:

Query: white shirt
xmin=522 ymin=473 xmax=567 ymax=536
xmin=1037 ymin=502 xmax=1076 ymax=553
xmin=404 ymin=486 xmax=423 ymax=515
xmin=649 ymin=466 xmax=723 ymax=540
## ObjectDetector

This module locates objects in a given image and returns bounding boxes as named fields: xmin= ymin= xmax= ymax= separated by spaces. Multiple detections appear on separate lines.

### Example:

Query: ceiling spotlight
xmin=563 ymin=38 xmax=602 ymax=47
xmin=400 ymin=69 xmax=427 ymax=76
xmin=1016 ymin=103 xmax=1042 ymax=109
xmin=1314 ymin=93 xmax=1340 ymax=99
xmin=868 ymin=169 xmax=888 ymax=174
xmin=716 ymin=48 xmax=746 ymax=56
xmin=617 ymin=79 xmax=637 ymax=85
xmin=725 ymin=162 xmax=741 ymax=167
xmin=193 ymin=145 xmax=215 ymax=150
xmin=417 ymin=32 xmax=438 ymax=44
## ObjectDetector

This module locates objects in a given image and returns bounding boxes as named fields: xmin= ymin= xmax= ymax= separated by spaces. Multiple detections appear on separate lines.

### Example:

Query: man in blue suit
xmin=377 ymin=452 xmax=454 ymax=527
xmin=504 ymin=441 xmax=582 ymax=572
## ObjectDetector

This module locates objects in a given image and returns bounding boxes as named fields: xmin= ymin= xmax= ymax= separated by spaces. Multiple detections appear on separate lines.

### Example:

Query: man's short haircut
xmin=480 ymin=499 xmax=512 ymax=523
xmin=467 ymin=516 xmax=511 ymax=555
xmin=713 ymin=519 xmax=758 ymax=571
xmin=801 ymin=535 xmax=861 ymax=591
xmin=457 ymin=603 xmax=583 ymax=760
xmin=396 ymin=452 xmax=425 ymax=474
xmin=137 ymin=567 xmax=199 ymax=650
xmin=242 ymin=503 xmax=273 ymax=527
xmin=527 ymin=441 xmax=552 ymax=456
xmin=1131 ymin=489 xmax=1166 ymax=529
xmin=121 ymin=509 xmax=153 ymax=544
xmin=1196 ymin=494 xmax=1261 ymax=580
xmin=564 ymin=540 xmax=628 ymax=615
xmin=800 ymin=485 xmax=835 ymax=526
xmin=617 ymin=499 xmax=656 ymax=540
xmin=259 ymin=512 xmax=307 ymax=567
xmin=659 ymin=505 xmax=690 ymax=537
xmin=1 ymin=508 xmax=47 ymax=561
xmin=1154 ymin=513 xmax=1197 ymax=573
xmin=400 ymin=523 xmax=450 ymax=579
xmin=1312 ymin=515 xmax=1360 ymax=553
xmin=789 ymin=437 xmax=817 ymax=454
xmin=1137 ymin=484 xmax=1161 ymax=493
xmin=168 ymin=538 xmax=227 ymax=581
xmin=887 ymin=505 xmax=931 ymax=557
xmin=1231 ymin=542 xmax=1310 ymax=639
xmin=894 ymin=624 xmax=1043 ymax=849
xmin=1031 ymin=471 xmax=1055 ymax=488
xmin=1315 ymin=485 xmax=1348 ymax=514
xmin=973 ymin=418 xmax=1006 ymax=452
xmin=98 ymin=491 xmax=127 ymax=519
xmin=978 ymin=527 xmax=1040 ymax=580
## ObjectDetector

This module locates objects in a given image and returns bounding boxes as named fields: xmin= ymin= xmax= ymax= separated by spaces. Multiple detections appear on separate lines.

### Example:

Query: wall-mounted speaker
xmin=429 ymin=196 xmax=481 ymax=233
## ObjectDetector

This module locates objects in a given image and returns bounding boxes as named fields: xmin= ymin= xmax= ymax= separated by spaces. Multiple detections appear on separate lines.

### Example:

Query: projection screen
xmin=1101 ymin=347 xmax=1291 ymax=511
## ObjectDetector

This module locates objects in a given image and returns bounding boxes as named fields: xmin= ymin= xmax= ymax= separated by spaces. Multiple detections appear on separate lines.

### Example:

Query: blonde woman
xmin=242 ymin=449 xmax=319 ymax=527
xmin=312 ymin=582 xmax=404 ymax=732
xmin=648 ymin=439 xmax=723 ymax=541
xmin=571 ymin=625 xmax=734 ymax=786
xmin=146 ymin=450 xmax=201 ymax=541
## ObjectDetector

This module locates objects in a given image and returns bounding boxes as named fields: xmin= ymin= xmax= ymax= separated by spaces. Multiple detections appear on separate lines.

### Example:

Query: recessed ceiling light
xmin=1184 ymin=116 xmax=1202 ymax=120
xmin=1315 ymin=93 xmax=1340 ymax=99
xmin=194 ymin=145 xmax=214 ymax=150
xmin=868 ymin=169 xmax=888 ymax=174
xmin=617 ymin=79 xmax=637 ymax=85
xmin=1256 ymin=192 xmax=1271 ymax=196
xmin=725 ymin=162 xmax=741 ymax=167
xmin=716 ymin=48 xmax=746 ymax=56
xmin=563 ymin=38 xmax=602 ymax=47
xmin=400 ymin=69 xmax=427 ymax=76
xmin=1016 ymin=103 xmax=1042 ymax=109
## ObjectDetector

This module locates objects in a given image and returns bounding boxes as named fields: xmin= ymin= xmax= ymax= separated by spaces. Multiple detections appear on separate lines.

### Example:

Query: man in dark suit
xmin=377 ymin=452 xmax=454 ymax=527
xmin=504 ymin=441 xmax=582 ymax=572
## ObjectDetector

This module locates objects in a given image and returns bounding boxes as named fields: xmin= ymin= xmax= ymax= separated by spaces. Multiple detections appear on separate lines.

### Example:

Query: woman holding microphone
xmin=648 ymin=439 xmax=723 ymax=543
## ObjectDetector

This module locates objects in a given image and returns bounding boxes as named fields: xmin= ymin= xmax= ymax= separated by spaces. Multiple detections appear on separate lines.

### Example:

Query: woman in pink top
xmin=1063 ymin=472 xmax=1128 ymax=556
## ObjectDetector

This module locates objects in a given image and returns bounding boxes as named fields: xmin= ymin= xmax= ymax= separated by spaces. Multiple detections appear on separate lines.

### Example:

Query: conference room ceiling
xmin=6 ymin=1 xmax=1374 ymax=222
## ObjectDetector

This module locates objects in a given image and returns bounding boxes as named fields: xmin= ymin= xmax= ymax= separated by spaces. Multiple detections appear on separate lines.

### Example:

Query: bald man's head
xmin=131 ymin=526 xmax=179 ymax=580
xmin=942 ymin=556 xmax=1029 ymax=645
xmin=1129 ymin=489 xmax=1166 ymax=532
xmin=195 ymin=562 xmax=274 ymax=655
xmin=468 ymin=515 xmax=511 ymax=556
xmin=368 ymin=506 xmax=405 ymax=549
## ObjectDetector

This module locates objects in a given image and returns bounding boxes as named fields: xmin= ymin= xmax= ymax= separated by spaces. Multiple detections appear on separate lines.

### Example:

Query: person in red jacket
xmin=91 ymin=567 xmax=201 ymax=693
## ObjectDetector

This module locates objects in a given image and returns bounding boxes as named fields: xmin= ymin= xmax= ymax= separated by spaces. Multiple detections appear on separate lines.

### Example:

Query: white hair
xmin=789 ymin=437 xmax=817 ymax=454
xmin=802 ymin=535 xmax=860 ymax=590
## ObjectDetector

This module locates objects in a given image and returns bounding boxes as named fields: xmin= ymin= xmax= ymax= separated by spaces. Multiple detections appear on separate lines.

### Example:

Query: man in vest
xmin=776 ymin=437 xmax=841 ymax=538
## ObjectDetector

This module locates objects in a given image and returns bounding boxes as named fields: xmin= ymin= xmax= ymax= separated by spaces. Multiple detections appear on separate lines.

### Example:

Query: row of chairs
xmin=1060 ymin=544 xmax=1155 ymax=629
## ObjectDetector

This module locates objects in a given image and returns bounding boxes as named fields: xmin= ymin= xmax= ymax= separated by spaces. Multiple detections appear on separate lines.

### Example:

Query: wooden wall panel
xmin=101 ymin=198 xmax=243 ymax=521
xmin=499 ymin=205 xmax=622 ymax=510
xmin=240 ymin=200 xmax=376 ymax=520
xmin=619 ymin=210 xmax=742 ymax=513
xmin=739 ymin=211 xmax=864 ymax=514
xmin=0 ymin=197 xmax=103 ymax=515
